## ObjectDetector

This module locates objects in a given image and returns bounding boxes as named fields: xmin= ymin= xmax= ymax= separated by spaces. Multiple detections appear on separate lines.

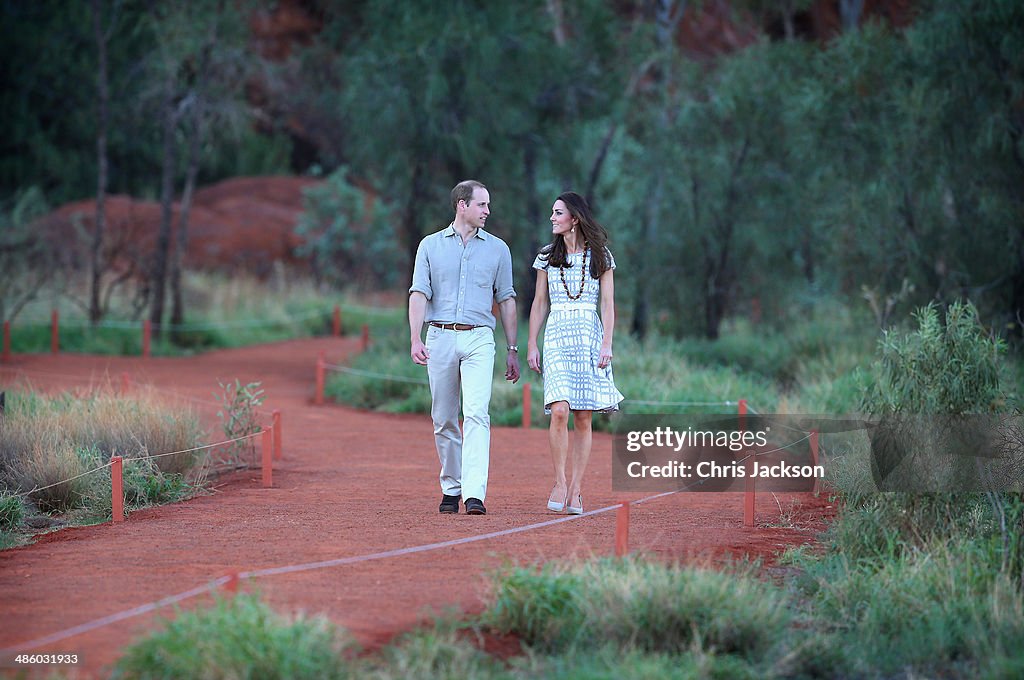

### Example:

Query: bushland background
xmin=4 ymin=0 xmax=1022 ymax=345
xmin=3 ymin=1 xmax=1024 ymax=677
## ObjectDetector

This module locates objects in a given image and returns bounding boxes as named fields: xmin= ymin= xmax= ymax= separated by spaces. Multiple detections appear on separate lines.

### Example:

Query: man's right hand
xmin=411 ymin=339 xmax=430 ymax=365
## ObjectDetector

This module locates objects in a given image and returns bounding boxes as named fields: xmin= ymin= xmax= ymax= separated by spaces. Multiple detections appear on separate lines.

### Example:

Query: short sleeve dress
xmin=533 ymin=247 xmax=625 ymax=414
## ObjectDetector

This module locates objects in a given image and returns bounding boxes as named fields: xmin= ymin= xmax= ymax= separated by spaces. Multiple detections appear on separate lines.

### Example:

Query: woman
xmin=527 ymin=191 xmax=624 ymax=514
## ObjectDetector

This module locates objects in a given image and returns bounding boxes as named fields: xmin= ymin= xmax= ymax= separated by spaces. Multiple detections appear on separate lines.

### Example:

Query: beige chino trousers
xmin=425 ymin=325 xmax=495 ymax=501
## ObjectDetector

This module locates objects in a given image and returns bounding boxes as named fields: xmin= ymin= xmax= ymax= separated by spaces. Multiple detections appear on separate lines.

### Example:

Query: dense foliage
xmin=2 ymin=0 xmax=1022 ymax=338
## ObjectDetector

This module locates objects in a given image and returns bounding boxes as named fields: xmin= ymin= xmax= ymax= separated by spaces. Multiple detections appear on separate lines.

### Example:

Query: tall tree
xmin=169 ymin=1 xmax=250 ymax=330
xmin=906 ymin=0 xmax=1024 ymax=330
xmin=0 ymin=188 xmax=57 ymax=324
xmin=625 ymin=0 xmax=687 ymax=339
xmin=145 ymin=0 xmax=251 ymax=338
xmin=89 ymin=0 xmax=113 ymax=325
xmin=297 ymin=1 xmax=620 ymax=296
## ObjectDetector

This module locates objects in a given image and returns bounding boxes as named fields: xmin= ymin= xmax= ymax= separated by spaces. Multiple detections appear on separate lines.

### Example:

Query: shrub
xmin=0 ymin=388 xmax=205 ymax=526
xmin=862 ymin=300 xmax=1006 ymax=416
xmin=792 ymin=539 xmax=1024 ymax=677
xmin=485 ymin=558 xmax=788 ymax=658
xmin=214 ymin=380 xmax=264 ymax=468
xmin=0 ymin=491 xmax=24 ymax=531
xmin=371 ymin=622 xmax=510 ymax=680
xmin=111 ymin=593 xmax=354 ymax=680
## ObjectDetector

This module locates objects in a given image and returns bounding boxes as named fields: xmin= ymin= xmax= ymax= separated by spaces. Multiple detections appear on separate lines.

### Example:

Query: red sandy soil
xmin=0 ymin=338 xmax=834 ymax=678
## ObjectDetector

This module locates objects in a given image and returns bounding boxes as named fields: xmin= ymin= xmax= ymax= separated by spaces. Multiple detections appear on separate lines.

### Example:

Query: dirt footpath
xmin=0 ymin=338 xmax=833 ymax=678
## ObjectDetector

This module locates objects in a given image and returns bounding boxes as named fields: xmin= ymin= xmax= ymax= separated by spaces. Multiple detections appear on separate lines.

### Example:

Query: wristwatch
xmin=507 ymin=345 xmax=519 ymax=352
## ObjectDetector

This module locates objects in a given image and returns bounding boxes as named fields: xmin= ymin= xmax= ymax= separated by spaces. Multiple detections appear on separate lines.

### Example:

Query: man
xmin=409 ymin=179 xmax=520 ymax=516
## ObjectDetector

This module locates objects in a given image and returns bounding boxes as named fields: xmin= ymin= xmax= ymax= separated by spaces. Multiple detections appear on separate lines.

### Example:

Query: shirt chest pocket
xmin=471 ymin=259 xmax=496 ymax=290
xmin=466 ymin=259 xmax=496 ymax=310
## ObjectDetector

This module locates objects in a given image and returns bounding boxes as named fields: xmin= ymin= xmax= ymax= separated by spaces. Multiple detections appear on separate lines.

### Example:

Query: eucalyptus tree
xmin=299 ymin=0 xmax=622 ymax=304
xmin=167 ymin=2 xmax=251 ymax=331
xmin=904 ymin=0 xmax=1024 ymax=331
xmin=0 ymin=188 xmax=57 ymax=325
xmin=142 ymin=0 xmax=252 ymax=338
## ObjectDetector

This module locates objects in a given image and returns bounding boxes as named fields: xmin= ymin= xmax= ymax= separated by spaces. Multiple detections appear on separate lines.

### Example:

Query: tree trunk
xmin=545 ymin=0 xmax=567 ymax=47
xmin=90 ymin=0 xmax=109 ymax=325
xmin=170 ymin=104 xmax=201 ymax=332
xmin=700 ymin=138 xmax=749 ymax=339
xmin=630 ymin=1 xmax=684 ymax=339
xmin=839 ymin=0 xmax=864 ymax=32
xmin=631 ymin=175 xmax=663 ymax=339
xmin=801 ymin=225 xmax=815 ymax=283
xmin=403 ymin=161 xmax=428 ymax=283
xmin=149 ymin=74 xmax=178 ymax=341
xmin=522 ymin=138 xmax=541 ymax=320
xmin=783 ymin=9 xmax=796 ymax=41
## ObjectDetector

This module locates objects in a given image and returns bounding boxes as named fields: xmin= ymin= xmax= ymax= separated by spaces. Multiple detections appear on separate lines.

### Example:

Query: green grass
xmin=0 ymin=387 xmax=206 ymax=543
xmin=326 ymin=322 xmax=789 ymax=431
xmin=787 ymin=534 xmax=1024 ymax=678
xmin=0 ymin=491 xmax=24 ymax=530
xmin=9 ymin=292 xmax=1024 ymax=676
xmin=485 ymin=557 xmax=790 ymax=658
xmin=111 ymin=593 xmax=355 ymax=680
xmin=6 ymin=271 xmax=381 ymax=356
xmin=369 ymin=621 xmax=512 ymax=680
xmin=323 ymin=297 xmax=892 ymax=432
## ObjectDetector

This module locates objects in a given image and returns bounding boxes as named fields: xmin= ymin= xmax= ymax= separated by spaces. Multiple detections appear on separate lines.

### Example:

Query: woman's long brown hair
xmin=538 ymin=191 xmax=612 ymax=279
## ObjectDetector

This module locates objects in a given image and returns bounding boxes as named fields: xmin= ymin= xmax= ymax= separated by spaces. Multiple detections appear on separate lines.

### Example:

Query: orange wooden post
xmin=120 ymin=371 xmax=131 ymax=395
xmin=315 ymin=352 xmax=325 ymax=405
xmin=522 ymin=382 xmax=531 ymax=429
xmin=262 ymin=426 xmax=273 ymax=488
xmin=332 ymin=305 xmax=342 ymax=337
xmin=224 ymin=572 xmax=239 ymax=594
xmin=111 ymin=456 xmax=124 ymax=523
xmin=142 ymin=319 xmax=152 ymax=359
xmin=50 ymin=309 xmax=59 ymax=354
xmin=615 ymin=501 xmax=630 ymax=557
xmin=810 ymin=429 xmax=821 ymax=496
xmin=2 ymin=320 xmax=10 ymax=363
xmin=361 ymin=323 xmax=370 ymax=351
xmin=739 ymin=399 xmax=755 ymax=527
xmin=273 ymin=410 xmax=283 ymax=461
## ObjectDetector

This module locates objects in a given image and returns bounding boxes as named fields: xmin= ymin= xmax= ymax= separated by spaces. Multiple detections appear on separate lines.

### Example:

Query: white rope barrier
xmin=629 ymin=399 xmax=737 ymax=407
xmin=324 ymin=363 xmax=429 ymax=385
xmin=10 ymin=307 xmax=332 ymax=331
xmin=13 ymin=461 xmax=115 ymax=499
xmin=143 ymin=432 xmax=263 ymax=461
xmin=322 ymin=363 xmax=748 ymax=408
xmin=0 ymin=490 xmax=684 ymax=654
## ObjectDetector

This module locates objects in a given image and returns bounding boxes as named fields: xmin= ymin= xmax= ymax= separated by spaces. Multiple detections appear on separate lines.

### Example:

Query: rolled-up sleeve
xmin=409 ymin=239 xmax=432 ymax=300
xmin=493 ymin=242 xmax=516 ymax=303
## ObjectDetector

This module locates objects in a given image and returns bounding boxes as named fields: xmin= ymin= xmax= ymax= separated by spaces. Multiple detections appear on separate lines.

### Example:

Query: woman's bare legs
xmin=548 ymin=401 xmax=570 ymax=509
xmin=566 ymin=410 xmax=593 ymax=512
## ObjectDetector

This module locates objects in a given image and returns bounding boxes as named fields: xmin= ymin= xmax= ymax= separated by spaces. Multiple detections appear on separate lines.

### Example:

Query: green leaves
xmin=864 ymin=300 xmax=1006 ymax=415
xmin=295 ymin=167 xmax=402 ymax=290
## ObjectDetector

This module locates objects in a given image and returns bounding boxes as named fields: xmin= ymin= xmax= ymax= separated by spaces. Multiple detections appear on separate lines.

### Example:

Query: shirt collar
xmin=443 ymin=222 xmax=487 ymax=240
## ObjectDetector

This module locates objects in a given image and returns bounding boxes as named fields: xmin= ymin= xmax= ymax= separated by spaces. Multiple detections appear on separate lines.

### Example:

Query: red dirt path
xmin=0 ymin=338 xmax=834 ymax=678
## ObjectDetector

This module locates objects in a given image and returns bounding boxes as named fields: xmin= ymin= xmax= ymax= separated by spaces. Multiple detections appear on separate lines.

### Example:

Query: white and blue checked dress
xmin=533 ymin=248 xmax=625 ymax=414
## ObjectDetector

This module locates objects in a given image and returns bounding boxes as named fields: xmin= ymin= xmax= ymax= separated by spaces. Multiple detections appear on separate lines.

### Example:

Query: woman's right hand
xmin=527 ymin=346 xmax=542 ymax=373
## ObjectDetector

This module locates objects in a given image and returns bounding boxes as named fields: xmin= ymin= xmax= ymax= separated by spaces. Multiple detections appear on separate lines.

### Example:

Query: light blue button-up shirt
xmin=409 ymin=224 xmax=516 ymax=330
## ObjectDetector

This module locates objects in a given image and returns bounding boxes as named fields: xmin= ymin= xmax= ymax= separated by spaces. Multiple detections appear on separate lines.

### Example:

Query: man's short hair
xmin=451 ymin=180 xmax=487 ymax=212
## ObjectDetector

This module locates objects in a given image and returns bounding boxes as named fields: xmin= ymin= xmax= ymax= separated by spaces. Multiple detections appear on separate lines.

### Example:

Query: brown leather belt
xmin=430 ymin=322 xmax=480 ymax=331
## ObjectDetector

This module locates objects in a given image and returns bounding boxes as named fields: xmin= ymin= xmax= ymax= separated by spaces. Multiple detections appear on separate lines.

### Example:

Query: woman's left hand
xmin=598 ymin=345 xmax=613 ymax=369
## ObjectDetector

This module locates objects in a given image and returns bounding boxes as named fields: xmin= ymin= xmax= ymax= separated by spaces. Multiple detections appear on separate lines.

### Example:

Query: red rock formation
xmin=42 ymin=176 xmax=323 ymax=278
